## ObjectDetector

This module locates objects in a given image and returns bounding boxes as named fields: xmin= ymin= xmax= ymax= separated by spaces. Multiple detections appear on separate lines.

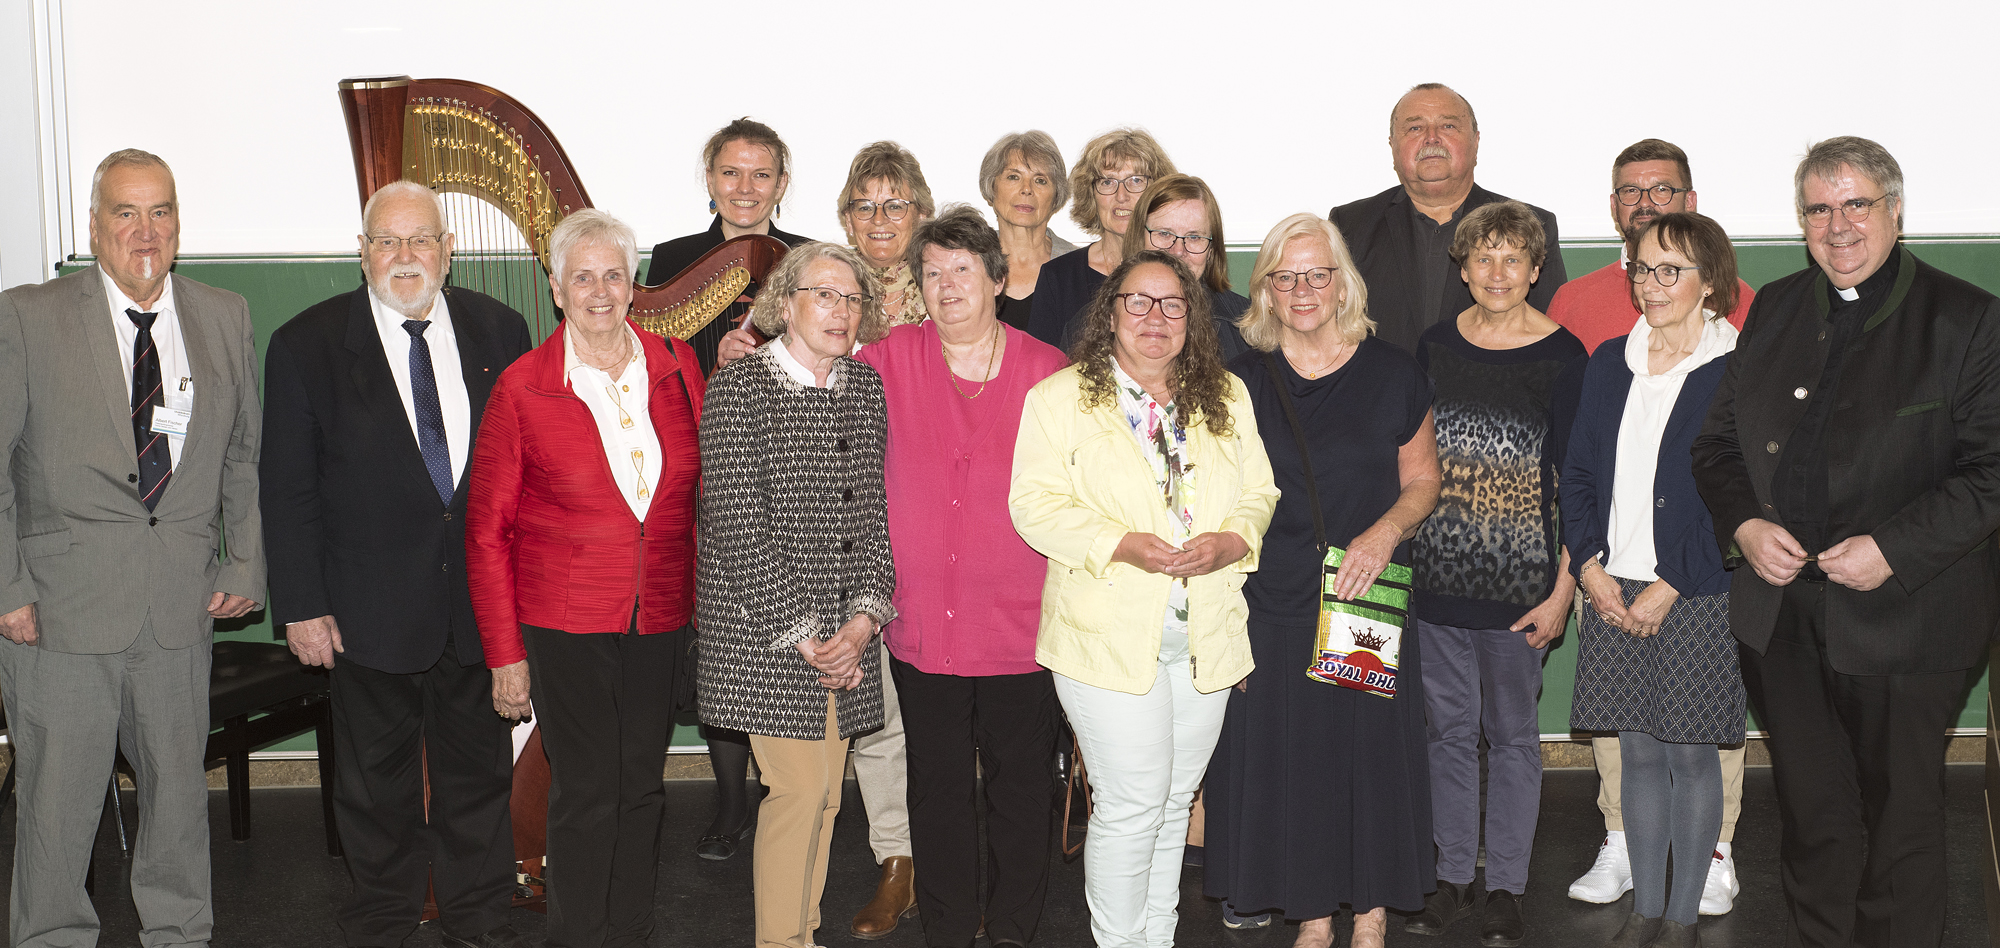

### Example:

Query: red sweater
xmin=1548 ymin=260 xmax=1754 ymax=356
xmin=466 ymin=321 xmax=705 ymax=667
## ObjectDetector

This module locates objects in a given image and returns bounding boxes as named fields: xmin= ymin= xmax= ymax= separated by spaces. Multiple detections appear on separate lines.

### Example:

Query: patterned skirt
xmin=1570 ymin=576 xmax=1745 ymax=744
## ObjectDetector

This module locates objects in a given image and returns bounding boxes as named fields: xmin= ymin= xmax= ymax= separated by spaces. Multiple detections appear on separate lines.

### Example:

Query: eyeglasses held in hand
xmin=794 ymin=286 xmax=874 ymax=311
xmin=1628 ymin=262 xmax=1701 ymax=287
xmin=1613 ymin=185 xmax=1692 ymax=207
xmin=1267 ymin=267 xmax=1338 ymax=291
xmin=1146 ymin=228 xmax=1211 ymax=255
xmin=1113 ymin=292 xmax=1188 ymax=319
xmin=846 ymin=199 xmax=915 ymax=221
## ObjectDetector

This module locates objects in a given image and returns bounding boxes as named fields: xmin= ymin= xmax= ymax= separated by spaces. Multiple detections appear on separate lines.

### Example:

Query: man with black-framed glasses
xmin=1693 ymin=136 xmax=2000 ymax=948
xmin=1329 ymin=82 xmax=1567 ymax=353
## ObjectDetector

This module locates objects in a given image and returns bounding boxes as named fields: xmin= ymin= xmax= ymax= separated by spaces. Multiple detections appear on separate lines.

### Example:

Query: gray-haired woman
xmin=979 ymin=130 xmax=1075 ymax=330
xmin=696 ymin=240 xmax=898 ymax=948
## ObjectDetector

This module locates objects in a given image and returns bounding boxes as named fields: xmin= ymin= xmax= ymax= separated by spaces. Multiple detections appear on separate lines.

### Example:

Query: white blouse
xmin=564 ymin=323 xmax=661 ymax=522
xmin=1603 ymin=313 xmax=1738 ymax=582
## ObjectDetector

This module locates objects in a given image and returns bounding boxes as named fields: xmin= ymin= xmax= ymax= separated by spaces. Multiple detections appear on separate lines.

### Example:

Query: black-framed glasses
xmin=1145 ymin=227 xmax=1212 ymax=254
xmin=1094 ymin=174 xmax=1151 ymax=195
xmin=1613 ymin=184 xmax=1692 ymax=207
xmin=845 ymin=199 xmax=915 ymax=221
xmin=1802 ymin=196 xmax=1888 ymax=226
xmin=1113 ymin=292 xmax=1188 ymax=319
xmin=1267 ymin=267 xmax=1338 ymax=291
xmin=794 ymin=286 xmax=874 ymax=310
xmin=1628 ymin=262 xmax=1701 ymax=287
xmin=366 ymin=234 xmax=444 ymax=253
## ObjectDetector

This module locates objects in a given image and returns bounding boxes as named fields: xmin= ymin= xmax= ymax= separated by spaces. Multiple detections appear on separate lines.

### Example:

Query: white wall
xmin=18 ymin=0 xmax=2000 ymax=262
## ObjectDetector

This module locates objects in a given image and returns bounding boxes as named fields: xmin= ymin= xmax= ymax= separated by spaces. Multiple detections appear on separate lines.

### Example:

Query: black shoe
xmin=1605 ymin=912 xmax=1662 ymax=948
xmin=1480 ymin=890 xmax=1525 ymax=947
xmin=1405 ymin=880 xmax=1473 ymax=936
xmin=1651 ymin=919 xmax=1701 ymax=948
xmin=695 ymin=813 xmax=754 ymax=861
xmin=440 ymin=923 xmax=537 ymax=948
xmin=1183 ymin=844 xmax=1204 ymax=867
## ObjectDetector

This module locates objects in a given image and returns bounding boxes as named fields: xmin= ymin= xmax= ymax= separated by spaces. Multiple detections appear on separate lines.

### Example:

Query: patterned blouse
xmin=1113 ymin=359 xmax=1195 ymax=637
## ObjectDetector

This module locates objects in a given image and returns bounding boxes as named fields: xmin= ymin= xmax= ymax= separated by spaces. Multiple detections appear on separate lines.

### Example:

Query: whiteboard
xmin=55 ymin=0 xmax=2000 ymax=258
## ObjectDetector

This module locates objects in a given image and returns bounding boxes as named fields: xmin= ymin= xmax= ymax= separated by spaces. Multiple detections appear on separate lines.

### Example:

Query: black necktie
xmin=404 ymin=319 xmax=455 ymax=506
xmin=127 ymin=309 xmax=172 ymax=511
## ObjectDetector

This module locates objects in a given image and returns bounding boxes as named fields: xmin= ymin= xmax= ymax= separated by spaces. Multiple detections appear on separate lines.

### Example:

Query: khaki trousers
xmin=1592 ymin=736 xmax=1744 ymax=842
xmin=850 ymin=642 xmax=911 ymax=861
xmin=749 ymin=694 xmax=849 ymax=948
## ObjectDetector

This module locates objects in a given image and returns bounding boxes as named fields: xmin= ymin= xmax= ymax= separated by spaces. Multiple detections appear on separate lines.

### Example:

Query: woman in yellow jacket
xmin=1010 ymin=251 xmax=1278 ymax=948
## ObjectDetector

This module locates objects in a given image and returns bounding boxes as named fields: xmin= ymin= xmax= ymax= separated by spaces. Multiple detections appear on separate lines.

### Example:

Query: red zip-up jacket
xmin=467 ymin=321 xmax=704 ymax=667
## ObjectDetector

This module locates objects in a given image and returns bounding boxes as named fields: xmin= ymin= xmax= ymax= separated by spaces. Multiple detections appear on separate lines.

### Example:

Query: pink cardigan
xmin=856 ymin=322 xmax=1068 ymax=676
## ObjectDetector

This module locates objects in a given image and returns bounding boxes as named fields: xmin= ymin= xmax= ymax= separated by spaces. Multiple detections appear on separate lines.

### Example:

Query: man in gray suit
xmin=0 ymin=149 xmax=265 ymax=947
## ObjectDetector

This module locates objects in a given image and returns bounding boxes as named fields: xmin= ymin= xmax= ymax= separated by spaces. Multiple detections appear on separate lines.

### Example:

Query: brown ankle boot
xmin=848 ymin=855 xmax=917 ymax=940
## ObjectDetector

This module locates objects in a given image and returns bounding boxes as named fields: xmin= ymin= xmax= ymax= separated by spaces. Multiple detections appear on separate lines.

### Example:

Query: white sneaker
xmin=1699 ymin=842 xmax=1740 ymax=915
xmin=1568 ymin=830 xmax=1634 ymax=902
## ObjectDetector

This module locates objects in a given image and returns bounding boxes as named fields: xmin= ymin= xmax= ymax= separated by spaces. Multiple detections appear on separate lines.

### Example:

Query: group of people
xmin=0 ymin=80 xmax=1993 ymax=948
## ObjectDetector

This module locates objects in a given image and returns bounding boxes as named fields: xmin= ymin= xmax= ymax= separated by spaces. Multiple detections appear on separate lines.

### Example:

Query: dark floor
xmin=0 ymin=765 xmax=1988 ymax=947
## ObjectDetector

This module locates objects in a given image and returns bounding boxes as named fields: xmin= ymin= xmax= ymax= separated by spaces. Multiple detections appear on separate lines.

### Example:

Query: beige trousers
xmin=750 ymin=694 xmax=850 ymax=948
xmin=850 ymin=642 xmax=912 ymax=861
xmin=1592 ymin=735 xmax=1744 ymax=842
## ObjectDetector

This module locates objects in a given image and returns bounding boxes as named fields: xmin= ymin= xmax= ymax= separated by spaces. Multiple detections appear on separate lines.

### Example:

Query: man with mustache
xmin=1329 ymin=82 xmax=1568 ymax=353
xmin=1693 ymin=136 xmax=2000 ymax=948
xmin=1554 ymin=140 xmax=1755 ymax=919
xmin=0 ymin=148 xmax=265 ymax=947
xmin=261 ymin=181 xmax=534 ymax=948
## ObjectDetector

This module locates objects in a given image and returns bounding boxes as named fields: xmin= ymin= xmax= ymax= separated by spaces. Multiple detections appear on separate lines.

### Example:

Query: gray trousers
xmin=1417 ymin=618 xmax=1544 ymax=895
xmin=850 ymin=642 xmax=911 ymax=862
xmin=0 ymin=621 xmax=213 ymax=948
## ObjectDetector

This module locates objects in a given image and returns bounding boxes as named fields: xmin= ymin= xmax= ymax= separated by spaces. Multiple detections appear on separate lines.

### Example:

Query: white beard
xmin=369 ymin=268 xmax=443 ymax=318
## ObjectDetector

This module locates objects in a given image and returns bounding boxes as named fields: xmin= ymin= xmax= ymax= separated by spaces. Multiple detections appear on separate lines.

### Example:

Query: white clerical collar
xmin=1836 ymin=285 xmax=1861 ymax=302
xmin=770 ymin=335 xmax=830 ymax=388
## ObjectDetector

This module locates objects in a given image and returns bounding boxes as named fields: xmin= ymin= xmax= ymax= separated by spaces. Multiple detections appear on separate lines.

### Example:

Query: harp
xmin=337 ymin=75 xmax=787 ymax=342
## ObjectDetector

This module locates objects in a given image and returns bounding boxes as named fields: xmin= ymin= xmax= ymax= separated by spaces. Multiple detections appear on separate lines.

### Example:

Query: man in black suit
xmin=1693 ymin=137 xmax=2000 ymax=948
xmin=1329 ymin=82 xmax=1567 ymax=352
xmin=261 ymin=181 xmax=535 ymax=948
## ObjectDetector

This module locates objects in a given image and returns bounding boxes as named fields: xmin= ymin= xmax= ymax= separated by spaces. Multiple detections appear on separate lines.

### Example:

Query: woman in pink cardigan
xmin=852 ymin=205 xmax=1069 ymax=948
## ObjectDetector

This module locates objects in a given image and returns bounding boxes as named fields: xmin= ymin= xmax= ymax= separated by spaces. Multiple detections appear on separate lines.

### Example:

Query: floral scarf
xmin=1112 ymin=359 xmax=1196 ymax=634
xmin=873 ymin=262 xmax=928 ymax=327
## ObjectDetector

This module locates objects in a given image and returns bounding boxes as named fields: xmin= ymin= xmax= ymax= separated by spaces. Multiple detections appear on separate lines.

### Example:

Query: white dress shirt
xmin=1604 ymin=313 xmax=1739 ymax=582
xmin=105 ymin=271 xmax=194 ymax=470
xmin=770 ymin=336 xmax=832 ymax=388
xmin=368 ymin=289 xmax=472 ymax=491
xmin=566 ymin=323 xmax=661 ymax=522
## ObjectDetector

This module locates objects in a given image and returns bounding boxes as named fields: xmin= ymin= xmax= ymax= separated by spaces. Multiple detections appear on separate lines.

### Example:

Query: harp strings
xmin=409 ymin=95 xmax=559 ymax=339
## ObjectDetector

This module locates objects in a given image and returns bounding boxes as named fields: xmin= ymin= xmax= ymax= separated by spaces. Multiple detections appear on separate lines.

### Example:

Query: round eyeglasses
xmin=1094 ymin=174 xmax=1151 ymax=195
xmin=1113 ymin=292 xmax=1188 ymax=319
xmin=1613 ymin=185 xmax=1692 ymax=207
xmin=846 ymin=199 xmax=915 ymax=222
xmin=1267 ymin=267 xmax=1338 ymax=292
xmin=1146 ymin=228 xmax=1211 ymax=255
xmin=794 ymin=286 xmax=873 ymax=311
xmin=1802 ymin=196 xmax=1888 ymax=227
xmin=1628 ymin=262 xmax=1701 ymax=287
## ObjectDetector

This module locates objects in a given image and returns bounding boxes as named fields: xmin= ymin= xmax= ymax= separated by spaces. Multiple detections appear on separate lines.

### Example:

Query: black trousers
xmin=522 ymin=623 xmax=682 ymax=948
xmin=1741 ymin=582 xmax=1974 ymax=948
xmin=329 ymin=635 xmax=516 ymax=947
xmin=892 ymin=656 xmax=1058 ymax=948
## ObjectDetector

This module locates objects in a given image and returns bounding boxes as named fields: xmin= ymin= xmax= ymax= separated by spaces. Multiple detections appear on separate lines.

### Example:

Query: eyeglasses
xmin=1094 ymin=174 xmax=1151 ymax=195
xmin=1802 ymin=196 xmax=1889 ymax=226
xmin=794 ymin=286 xmax=873 ymax=311
xmin=1145 ymin=228 xmax=1211 ymax=255
xmin=1628 ymin=262 xmax=1701 ymax=287
xmin=1113 ymin=292 xmax=1188 ymax=319
xmin=1613 ymin=185 xmax=1692 ymax=207
xmin=1267 ymin=267 xmax=1338 ymax=291
xmin=846 ymin=199 xmax=915 ymax=221
xmin=366 ymin=234 xmax=443 ymax=253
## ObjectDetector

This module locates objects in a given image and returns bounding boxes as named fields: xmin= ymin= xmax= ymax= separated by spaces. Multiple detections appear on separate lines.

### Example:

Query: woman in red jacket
xmin=466 ymin=208 xmax=704 ymax=948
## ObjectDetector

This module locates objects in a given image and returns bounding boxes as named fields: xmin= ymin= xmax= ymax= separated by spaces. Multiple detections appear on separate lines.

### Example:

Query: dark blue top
xmin=1559 ymin=338 xmax=1732 ymax=598
xmin=1024 ymin=246 xmax=1249 ymax=362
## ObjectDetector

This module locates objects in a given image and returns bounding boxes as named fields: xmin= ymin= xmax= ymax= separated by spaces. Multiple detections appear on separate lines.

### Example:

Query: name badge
xmin=151 ymin=406 xmax=192 ymax=437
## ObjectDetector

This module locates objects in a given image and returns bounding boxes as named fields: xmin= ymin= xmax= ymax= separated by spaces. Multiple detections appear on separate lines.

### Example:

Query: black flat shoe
xmin=1480 ymin=889 xmax=1525 ymax=947
xmin=694 ymin=814 xmax=754 ymax=861
xmin=1405 ymin=880 xmax=1473 ymax=936
xmin=1650 ymin=919 xmax=1700 ymax=948
xmin=1605 ymin=912 xmax=1662 ymax=948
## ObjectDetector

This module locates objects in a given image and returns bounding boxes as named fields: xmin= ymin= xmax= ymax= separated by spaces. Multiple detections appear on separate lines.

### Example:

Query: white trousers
xmin=850 ymin=641 xmax=911 ymax=861
xmin=1054 ymin=640 xmax=1230 ymax=948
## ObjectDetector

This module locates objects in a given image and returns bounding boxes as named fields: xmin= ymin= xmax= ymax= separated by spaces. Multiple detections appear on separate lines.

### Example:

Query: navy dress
xmin=1204 ymin=339 xmax=1437 ymax=916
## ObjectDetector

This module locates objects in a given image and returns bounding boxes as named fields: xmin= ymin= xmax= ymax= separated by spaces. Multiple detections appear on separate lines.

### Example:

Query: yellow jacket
xmin=1009 ymin=364 xmax=1279 ymax=695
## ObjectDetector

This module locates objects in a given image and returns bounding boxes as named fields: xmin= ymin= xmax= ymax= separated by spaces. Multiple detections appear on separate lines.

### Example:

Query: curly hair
xmin=1069 ymin=250 xmax=1233 ymax=438
xmin=748 ymin=241 xmax=890 ymax=345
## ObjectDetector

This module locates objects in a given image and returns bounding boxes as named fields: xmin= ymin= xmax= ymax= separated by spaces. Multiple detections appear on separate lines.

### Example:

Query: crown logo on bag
xmin=1351 ymin=630 xmax=1389 ymax=651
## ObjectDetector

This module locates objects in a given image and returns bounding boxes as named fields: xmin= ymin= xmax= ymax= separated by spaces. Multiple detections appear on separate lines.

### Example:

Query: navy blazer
xmin=1561 ymin=338 xmax=1730 ymax=597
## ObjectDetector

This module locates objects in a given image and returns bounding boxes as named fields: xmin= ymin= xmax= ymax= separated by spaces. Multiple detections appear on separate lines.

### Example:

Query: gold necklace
xmin=944 ymin=322 xmax=1002 ymax=399
xmin=1286 ymin=341 xmax=1348 ymax=379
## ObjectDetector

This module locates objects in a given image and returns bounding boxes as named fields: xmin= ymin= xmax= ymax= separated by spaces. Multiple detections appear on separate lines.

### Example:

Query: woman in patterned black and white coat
xmin=695 ymin=240 xmax=896 ymax=948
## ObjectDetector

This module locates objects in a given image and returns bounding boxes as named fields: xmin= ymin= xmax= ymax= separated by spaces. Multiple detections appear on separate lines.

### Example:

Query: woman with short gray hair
xmin=978 ymin=131 xmax=1075 ymax=330
xmin=697 ymin=240 xmax=898 ymax=948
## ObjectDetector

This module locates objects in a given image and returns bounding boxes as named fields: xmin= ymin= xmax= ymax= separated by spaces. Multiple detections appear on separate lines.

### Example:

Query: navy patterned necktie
xmin=127 ymin=308 xmax=172 ymax=511
xmin=403 ymin=319 xmax=455 ymax=506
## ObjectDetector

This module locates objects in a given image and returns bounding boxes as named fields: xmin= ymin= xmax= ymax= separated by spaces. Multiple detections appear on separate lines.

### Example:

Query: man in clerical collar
xmin=1693 ymin=136 xmax=2000 ymax=948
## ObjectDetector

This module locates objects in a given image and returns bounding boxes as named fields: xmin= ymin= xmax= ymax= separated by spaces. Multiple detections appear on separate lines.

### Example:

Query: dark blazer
xmin=647 ymin=216 xmax=811 ymax=375
xmin=1330 ymin=183 xmax=1568 ymax=353
xmin=1561 ymin=339 xmax=1731 ymax=598
xmin=1691 ymin=246 xmax=2000 ymax=674
xmin=260 ymin=285 xmax=533 ymax=675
